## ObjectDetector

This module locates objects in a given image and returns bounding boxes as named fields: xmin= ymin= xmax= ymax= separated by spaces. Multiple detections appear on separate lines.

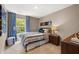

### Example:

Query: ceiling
xmin=4 ymin=4 xmax=72 ymax=18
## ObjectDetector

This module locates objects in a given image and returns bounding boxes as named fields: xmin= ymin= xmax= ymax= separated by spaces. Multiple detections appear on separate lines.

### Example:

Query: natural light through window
xmin=16 ymin=18 xmax=25 ymax=33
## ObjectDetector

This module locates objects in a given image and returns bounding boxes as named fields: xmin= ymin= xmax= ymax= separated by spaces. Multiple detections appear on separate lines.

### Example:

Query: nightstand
xmin=49 ymin=35 xmax=60 ymax=45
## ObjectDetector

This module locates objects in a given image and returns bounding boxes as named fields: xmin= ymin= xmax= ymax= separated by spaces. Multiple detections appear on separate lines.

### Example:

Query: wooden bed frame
xmin=61 ymin=32 xmax=79 ymax=54
xmin=25 ymin=41 xmax=48 ymax=52
xmin=64 ymin=32 xmax=79 ymax=41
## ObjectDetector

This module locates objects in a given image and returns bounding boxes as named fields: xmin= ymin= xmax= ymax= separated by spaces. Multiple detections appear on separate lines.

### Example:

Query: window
xmin=16 ymin=18 xmax=25 ymax=33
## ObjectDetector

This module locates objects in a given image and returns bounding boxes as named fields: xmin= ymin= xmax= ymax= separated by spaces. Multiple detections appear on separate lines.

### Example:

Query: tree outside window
xmin=16 ymin=18 xmax=25 ymax=33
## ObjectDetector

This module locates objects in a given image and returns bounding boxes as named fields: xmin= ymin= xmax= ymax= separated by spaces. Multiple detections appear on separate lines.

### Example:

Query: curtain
xmin=26 ymin=16 xmax=30 ymax=32
xmin=8 ymin=12 xmax=16 ymax=37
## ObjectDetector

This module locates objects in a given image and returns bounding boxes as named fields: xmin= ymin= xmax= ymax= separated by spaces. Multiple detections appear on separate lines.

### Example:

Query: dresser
xmin=49 ymin=35 xmax=60 ymax=45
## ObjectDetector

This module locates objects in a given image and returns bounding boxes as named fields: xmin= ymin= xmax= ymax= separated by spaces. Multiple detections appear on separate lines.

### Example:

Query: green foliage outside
xmin=16 ymin=18 xmax=25 ymax=33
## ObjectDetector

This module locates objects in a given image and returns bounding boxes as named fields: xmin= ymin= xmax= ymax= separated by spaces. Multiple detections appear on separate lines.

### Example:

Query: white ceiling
xmin=4 ymin=4 xmax=72 ymax=18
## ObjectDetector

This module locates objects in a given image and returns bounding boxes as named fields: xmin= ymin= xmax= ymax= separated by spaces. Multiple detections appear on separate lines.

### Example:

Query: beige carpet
xmin=3 ymin=41 xmax=61 ymax=54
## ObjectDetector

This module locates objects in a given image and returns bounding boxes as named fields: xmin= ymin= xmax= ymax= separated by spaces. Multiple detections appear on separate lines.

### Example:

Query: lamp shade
xmin=52 ymin=24 xmax=58 ymax=31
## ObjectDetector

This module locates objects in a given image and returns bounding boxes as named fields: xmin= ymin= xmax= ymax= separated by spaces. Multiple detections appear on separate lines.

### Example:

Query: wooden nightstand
xmin=49 ymin=35 xmax=60 ymax=45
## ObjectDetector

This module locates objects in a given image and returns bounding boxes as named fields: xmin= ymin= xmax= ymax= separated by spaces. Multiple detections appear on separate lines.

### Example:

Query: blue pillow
xmin=38 ymin=28 xmax=44 ymax=33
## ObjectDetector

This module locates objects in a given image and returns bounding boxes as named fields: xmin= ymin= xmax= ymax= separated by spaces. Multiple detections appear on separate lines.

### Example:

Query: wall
xmin=30 ymin=16 xmax=39 ymax=32
xmin=0 ymin=33 xmax=7 ymax=53
xmin=16 ymin=14 xmax=26 ymax=19
xmin=0 ymin=5 xmax=7 ymax=53
xmin=40 ymin=5 xmax=79 ymax=39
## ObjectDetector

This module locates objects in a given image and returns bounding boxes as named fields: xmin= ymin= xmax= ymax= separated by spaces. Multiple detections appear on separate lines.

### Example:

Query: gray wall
xmin=16 ymin=14 xmax=26 ymax=19
xmin=30 ymin=17 xmax=39 ymax=32
xmin=40 ymin=5 xmax=79 ymax=39
xmin=0 ymin=5 xmax=8 ymax=53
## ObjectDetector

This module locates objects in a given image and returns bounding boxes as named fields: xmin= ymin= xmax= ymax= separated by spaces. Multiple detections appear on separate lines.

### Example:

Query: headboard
xmin=42 ymin=28 xmax=52 ymax=33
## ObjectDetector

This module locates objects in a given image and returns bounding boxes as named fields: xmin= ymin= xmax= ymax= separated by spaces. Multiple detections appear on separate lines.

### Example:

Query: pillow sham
xmin=71 ymin=37 xmax=79 ymax=42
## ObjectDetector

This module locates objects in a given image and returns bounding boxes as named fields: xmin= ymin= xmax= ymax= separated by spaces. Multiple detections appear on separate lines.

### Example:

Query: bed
xmin=61 ymin=32 xmax=79 ymax=54
xmin=17 ymin=32 xmax=49 ymax=51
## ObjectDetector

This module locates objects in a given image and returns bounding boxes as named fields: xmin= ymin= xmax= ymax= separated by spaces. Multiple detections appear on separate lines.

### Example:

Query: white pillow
xmin=71 ymin=37 xmax=79 ymax=42
xmin=43 ymin=29 xmax=48 ymax=33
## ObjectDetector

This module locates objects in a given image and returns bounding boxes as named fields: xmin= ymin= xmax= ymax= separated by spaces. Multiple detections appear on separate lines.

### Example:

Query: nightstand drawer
xmin=49 ymin=35 xmax=60 ymax=45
